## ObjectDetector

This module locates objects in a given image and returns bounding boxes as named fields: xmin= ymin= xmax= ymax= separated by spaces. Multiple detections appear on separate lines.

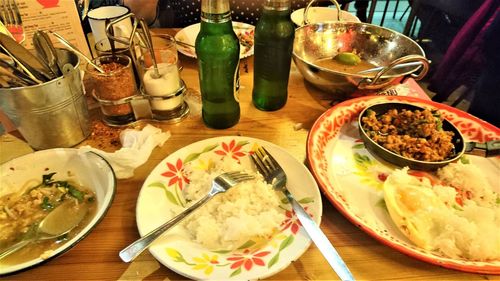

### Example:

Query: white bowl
xmin=291 ymin=7 xmax=361 ymax=26
xmin=0 ymin=148 xmax=116 ymax=275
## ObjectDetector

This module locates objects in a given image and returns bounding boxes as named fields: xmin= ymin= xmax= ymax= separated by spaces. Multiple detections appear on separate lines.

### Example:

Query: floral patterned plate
xmin=307 ymin=95 xmax=500 ymax=274
xmin=136 ymin=136 xmax=322 ymax=280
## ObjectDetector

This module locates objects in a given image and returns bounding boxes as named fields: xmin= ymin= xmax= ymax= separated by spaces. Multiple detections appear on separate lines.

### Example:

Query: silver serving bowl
xmin=292 ymin=22 xmax=429 ymax=98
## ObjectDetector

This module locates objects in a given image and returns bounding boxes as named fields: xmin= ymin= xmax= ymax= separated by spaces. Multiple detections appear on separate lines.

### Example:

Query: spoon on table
xmin=0 ymin=201 xmax=88 ymax=260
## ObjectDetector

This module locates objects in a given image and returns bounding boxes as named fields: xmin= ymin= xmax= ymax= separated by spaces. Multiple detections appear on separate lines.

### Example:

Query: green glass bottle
xmin=252 ymin=0 xmax=295 ymax=111
xmin=195 ymin=0 xmax=240 ymax=129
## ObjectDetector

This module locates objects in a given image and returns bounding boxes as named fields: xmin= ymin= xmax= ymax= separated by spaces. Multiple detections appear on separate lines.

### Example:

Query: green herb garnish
xmin=67 ymin=184 xmax=84 ymax=202
xmin=41 ymin=196 xmax=54 ymax=210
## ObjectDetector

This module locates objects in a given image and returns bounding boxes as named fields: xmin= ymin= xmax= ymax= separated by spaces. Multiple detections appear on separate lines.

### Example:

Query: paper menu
xmin=16 ymin=0 xmax=91 ymax=58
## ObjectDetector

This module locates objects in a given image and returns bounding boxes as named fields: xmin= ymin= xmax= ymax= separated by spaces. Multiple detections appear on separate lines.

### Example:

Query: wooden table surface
xmin=6 ymin=29 xmax=499 ymax=281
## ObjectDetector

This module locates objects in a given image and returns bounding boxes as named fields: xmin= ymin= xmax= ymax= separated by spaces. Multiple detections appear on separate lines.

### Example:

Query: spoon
xmin=139 ymin=19 xmax=160 ymax=79
xmin=49 ymin=31 xmax=105 ymax=74
xmin=0 ymin=201 xmax=88 ymax=260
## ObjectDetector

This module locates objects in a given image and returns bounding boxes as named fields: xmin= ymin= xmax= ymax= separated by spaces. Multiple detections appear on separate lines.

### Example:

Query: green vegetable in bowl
xmin=334 ymin=52 xmax=361 ymax=65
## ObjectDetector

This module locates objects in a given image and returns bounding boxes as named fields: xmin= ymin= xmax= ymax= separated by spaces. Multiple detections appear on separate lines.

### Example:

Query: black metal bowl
xmin=358 ymin=102 xmax=465 ymax=170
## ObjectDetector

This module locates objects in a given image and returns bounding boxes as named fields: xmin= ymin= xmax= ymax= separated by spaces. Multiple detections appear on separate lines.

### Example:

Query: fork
xmin=119 ymin=171 xmax=254 ymax=263
xmin=250 ymin=145 xmax=355 ymax=281
xmin=0 ymin=0 xmax=24 ymax=44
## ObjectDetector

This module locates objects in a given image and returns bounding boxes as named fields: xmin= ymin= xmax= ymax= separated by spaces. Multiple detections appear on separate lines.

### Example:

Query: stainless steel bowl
xmin=292 ymin=22 xmax=429 ymax=98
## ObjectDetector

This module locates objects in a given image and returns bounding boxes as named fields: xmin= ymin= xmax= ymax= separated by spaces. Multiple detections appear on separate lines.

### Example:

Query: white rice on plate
xmin=384 ymin=162 xmax=500 ymax=261
xmin=182 ymin=155 xmax=284 ymax=250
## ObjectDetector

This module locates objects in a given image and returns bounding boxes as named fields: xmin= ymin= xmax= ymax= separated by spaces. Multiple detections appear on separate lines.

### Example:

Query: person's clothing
xmin=353 ymin=0 xmax=368 ymax=22
xmin=77 ymin=0 xmax=368 ymax=28
xmin=428 ymin=0 xmax=498 ymax=102
xmin=164 ymin=0 xmax=309 ymax=26
xmin=468 ymin=7 xmax=500 ymax=126
xmin=162 ymin=0 xmax=367 ymax=27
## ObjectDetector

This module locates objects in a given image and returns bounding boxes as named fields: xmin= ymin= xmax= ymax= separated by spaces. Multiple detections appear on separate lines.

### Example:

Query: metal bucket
xmin=0 ymin=49 xmax=90 ymax=150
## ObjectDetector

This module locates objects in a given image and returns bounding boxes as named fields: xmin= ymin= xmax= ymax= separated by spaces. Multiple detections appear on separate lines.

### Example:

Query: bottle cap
xmin=263 ymin=0 xmax=290 ymax=10
xmin=201 ymin=0 xmax=230 ymax=14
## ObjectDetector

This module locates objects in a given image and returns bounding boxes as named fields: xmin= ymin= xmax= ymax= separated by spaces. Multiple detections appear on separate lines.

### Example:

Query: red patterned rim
xmin=306 ymin=95 xmax=500 ymax=274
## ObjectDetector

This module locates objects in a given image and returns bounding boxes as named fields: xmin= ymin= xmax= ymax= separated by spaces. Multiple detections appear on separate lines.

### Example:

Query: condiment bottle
xmin=195 ymin=0 xmax=240 ymax=129
xmin=252 ymin=0 xmax=294 ymax=111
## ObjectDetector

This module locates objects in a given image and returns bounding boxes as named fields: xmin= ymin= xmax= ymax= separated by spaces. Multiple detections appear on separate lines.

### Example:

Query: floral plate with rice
xmin=136 ymin=136 xmax=322 ymax=280
xmin=307 ymin=95 xmax=500 ymax=274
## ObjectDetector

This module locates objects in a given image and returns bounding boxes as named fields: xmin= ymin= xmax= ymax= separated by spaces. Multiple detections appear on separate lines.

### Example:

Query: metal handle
xmin=371 ymin=55 xmax=429 ymax=84
xmin=357 ymin=61 xmax=426 ymax=74
xmin=50 ymin=31 xmax=105 ymax=73
xmin=358 ymin=55 xmax=429 ymax=89
xmin=465 ymin=140 xmax=500 ymax=157
xmin=138 ymin=18 xmax=160 ymax=79
xmin=105 ymin=13 xmax=137 ymax=47
xmin=119 ymin=193 xmax=214 ymax=262
xmin=0 ymin=239 xmax=32 ymax=260
xmin=285 ymin=189 xmax=355 ymax=281
xmin=304 ymin=0 xmax=341 ymax=25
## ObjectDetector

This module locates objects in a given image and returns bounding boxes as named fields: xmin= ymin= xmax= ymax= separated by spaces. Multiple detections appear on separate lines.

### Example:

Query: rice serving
xmin=182 ymin=155 xmax=284 ymax=250
xmin=383 ymin=162 xmax=500 ymax=261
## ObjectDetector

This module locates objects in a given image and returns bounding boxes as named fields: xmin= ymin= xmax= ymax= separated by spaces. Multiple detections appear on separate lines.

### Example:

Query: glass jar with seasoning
xmin=86 ymin=54 xmax=138 ymax=126
xmin=138 ymin=34 xmax=186 ymax=120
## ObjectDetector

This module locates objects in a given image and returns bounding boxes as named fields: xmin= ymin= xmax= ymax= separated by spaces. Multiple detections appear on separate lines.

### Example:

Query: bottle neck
xmin=201 ymin=0 xmax=232 ymax=23
xmin=262 ymin=0 xmax=290 ymax=11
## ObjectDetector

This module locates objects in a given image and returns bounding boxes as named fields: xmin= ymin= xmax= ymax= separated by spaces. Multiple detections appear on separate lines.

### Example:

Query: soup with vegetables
xmin=0 ymin=173 xmax=96 ymax=265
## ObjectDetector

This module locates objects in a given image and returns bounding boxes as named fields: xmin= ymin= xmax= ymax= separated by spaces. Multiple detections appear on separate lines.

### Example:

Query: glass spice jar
xmin=86 ymin=54 xmax=138 ymax=126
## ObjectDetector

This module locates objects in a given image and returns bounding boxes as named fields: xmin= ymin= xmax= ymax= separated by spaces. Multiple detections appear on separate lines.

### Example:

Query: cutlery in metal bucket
xmin=0 ymin=32 xmax=55 ymax=82
xmin=0 ymin=58 xmax=36 ymax=86
xmin=33 ymin=30 xmax=62 ymax=77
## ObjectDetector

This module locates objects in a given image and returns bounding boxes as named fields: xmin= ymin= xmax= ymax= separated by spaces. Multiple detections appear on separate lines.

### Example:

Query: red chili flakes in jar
xmin=90 ymin=60 xmax=137 ymax=117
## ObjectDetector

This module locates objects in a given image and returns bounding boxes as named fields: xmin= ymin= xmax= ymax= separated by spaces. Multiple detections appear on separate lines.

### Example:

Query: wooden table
xmin=6 ymin=29 xmax=498 ymax=281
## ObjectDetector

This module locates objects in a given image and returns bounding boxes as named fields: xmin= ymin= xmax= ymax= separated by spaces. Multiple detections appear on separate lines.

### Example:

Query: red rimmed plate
xmin=307 ymin=95 xmax=500 ymax=274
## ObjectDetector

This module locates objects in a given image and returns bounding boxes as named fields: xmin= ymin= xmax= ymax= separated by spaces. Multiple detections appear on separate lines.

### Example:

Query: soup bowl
xmin=0 ymin=148 xmax=116 ymax=275
xmin=292 ymin=22 xmax=429 ymax=99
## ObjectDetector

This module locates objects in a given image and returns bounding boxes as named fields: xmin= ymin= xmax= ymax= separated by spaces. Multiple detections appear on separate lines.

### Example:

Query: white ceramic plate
xmin=307 ymin=95 xmax=500 ymax=274
xmin=174 ymin=22 xmax=255 ymax=59
xmin=291 ymin=7 xmax=360 ymax=26
xmin=0 ymin=149 xmax=116 ymax=276
xmin=136 ymin=136 xmax=322 ymax=280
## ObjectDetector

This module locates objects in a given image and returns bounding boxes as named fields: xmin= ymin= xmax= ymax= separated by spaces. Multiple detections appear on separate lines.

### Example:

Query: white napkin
xmin=80 ymin=124 xmax=170 ymax=179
